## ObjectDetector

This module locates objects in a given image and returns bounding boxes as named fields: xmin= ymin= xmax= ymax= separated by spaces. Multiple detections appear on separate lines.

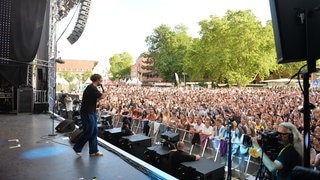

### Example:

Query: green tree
xmin=109 ymin=52 xmax=133 ymax=81
xmin=59 ymin=71 xmax=74 ymax=85
xmin=81 ymin=70 xmax=92 ymax=83
xmin=145 ymin=24 xmax=192 ymax=82
xmin=58 ymin=71 xmax=75 ymax=92
xmin=142 ymin=9 xmax=305 ymax=85
xmin=184 ymin=10 xmax=277 ymax=85
xmin=270 ymin=62 xmax=305 ymax=79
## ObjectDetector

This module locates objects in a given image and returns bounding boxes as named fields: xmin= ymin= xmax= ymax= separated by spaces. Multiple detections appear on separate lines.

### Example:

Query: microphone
xmin=99 ymin=84 xmax=105 ymax=93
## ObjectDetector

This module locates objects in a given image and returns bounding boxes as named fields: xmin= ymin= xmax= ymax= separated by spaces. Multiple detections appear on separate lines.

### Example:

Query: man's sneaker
xmin=90 ymin=152 xmax=103 ymax=157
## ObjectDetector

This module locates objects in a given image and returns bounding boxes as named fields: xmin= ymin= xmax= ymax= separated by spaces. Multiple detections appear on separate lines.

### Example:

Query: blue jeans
xmin=73 ymin=113 xmax=99 ymax=154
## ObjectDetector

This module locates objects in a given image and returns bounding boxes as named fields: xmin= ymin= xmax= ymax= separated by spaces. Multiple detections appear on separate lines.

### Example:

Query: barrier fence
xmin=100 ymin=114 xmax=260 ymax=177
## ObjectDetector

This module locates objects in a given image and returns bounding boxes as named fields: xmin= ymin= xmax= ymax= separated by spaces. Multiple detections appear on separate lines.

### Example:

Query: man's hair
xmin=177 ymin=141 xmax=185 ymax=150
xmin=278 ymin=122 xmax=304 ymax=159
xmin=90 ymin=74 xmax=102 ymax=82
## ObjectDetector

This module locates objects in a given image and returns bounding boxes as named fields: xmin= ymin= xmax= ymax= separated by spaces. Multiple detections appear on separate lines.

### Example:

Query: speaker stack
xmin=17 ymin=87 xmax=33 ymax=113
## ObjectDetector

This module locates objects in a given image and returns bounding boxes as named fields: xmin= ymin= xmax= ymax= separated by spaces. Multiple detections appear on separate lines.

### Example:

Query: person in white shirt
xmin=190 ymin=115 xmax=205 ymax=145
xmin=212 ymin=118 xmax=226 ymax=140
xmin=211 ymin=118 xmax=226 ymax=163
xmin=200 ymin=119 xmax=213 ymax=149
xmin=64 ymin=94 xmax=73 ymax=120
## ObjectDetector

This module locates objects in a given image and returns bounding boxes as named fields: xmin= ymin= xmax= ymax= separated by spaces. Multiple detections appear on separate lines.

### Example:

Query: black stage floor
xmin=0 ymin=113 xmax=174 ymax=180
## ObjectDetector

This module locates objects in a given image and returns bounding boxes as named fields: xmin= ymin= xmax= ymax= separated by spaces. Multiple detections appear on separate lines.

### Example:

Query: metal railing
xmin=34 ymin=90 xmax=48 ymax=103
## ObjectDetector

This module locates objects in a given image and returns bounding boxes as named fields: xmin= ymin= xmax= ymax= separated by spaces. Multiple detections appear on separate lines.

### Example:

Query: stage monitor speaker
xmin=55 ymin=120 xmax=76 ymax=133
xmin=69 ymin=128 xmax=83 ymax=144
xmin=161 ymin=131 xmax=179 ymax=143
xmin=179 ymin=158 xmax=224 ymax=180
xmin=102 ymin=127 xmax=122 ymax=147
xmin=33 ymin=103 xmax=49 ymax=114
xmin=269 ymin=0 xmax=320 ymax=64
xmin=121 ymin=134 xmax=151 ymax=161
xmin=145 ymin=145 xmax=171 ymax=173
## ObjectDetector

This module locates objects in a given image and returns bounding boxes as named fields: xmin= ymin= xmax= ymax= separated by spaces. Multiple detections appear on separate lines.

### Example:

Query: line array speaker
xmin=67 ymin=0 xmax=91 ymax=44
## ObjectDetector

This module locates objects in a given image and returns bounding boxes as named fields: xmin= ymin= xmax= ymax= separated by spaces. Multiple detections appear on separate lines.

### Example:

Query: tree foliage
xmin=109 ymin=52 xmax=133 ymax=81
xmin=142 ymin=10 xmax=306 ymax=86
xmin=59 ymin=71 xmax=74 ymax=85
xmin=81 ymin=70 xmax=92 ymax=83
xmin=184 ymin=10 xmax=278 ymax=85
xmin=145 ymin=24 xmax=192 ymax=82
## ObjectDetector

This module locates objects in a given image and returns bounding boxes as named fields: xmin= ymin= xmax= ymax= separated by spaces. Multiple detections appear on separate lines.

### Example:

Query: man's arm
xmin=256 ymin=147 xmax=283 ymax=172
xmin=252 ymin=137 xmax=282 ymax=172
xmin=100 ymin=92 xmax=107 ymax=99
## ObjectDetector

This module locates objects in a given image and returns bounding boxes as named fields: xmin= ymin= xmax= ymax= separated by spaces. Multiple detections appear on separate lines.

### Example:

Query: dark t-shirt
xmin=276 ymin=145 xmax=302 ymax=180
xmin=170 ymin=150 xmax=196 ymax=177
xmin=80 ymin=84 xmax=102 ymax=114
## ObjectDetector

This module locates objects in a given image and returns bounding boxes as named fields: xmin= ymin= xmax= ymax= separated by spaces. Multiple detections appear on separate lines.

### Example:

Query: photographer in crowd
xmin=251 ymin=122 xmax=303 ymax=180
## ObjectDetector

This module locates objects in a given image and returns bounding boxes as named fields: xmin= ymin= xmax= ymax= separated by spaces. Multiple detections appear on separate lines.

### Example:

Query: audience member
xmin=169 ymin=141 xmax=200 ymax=178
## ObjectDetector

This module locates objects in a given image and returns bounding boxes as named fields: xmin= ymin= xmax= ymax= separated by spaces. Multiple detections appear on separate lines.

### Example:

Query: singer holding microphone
xmin=73 ymin=74 xmax=107 ymax=157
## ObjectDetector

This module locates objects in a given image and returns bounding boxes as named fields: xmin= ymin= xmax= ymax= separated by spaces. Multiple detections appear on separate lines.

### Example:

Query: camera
xmin=243 ymin=130 xmax=281 ymax=160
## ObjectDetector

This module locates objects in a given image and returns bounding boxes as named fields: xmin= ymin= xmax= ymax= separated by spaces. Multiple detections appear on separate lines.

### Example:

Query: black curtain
xmin=0 ymin=0 xmax=48 ymax=87
xmin=10 ymin=0 xmax=48 ymax=63
xmin=36 ymin=0 xmax=50 ymax=90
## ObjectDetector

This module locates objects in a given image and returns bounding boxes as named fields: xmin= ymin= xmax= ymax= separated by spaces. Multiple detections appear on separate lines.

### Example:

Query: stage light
xmin=55 ymin=57 xmax=64 ymax=64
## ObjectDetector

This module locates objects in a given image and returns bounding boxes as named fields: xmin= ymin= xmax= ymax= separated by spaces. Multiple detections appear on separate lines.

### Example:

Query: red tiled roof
xmin=56 ymin=59 xmax=98 ymax=73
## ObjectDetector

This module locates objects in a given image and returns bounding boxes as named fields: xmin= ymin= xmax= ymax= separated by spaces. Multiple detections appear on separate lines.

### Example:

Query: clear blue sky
xmin=57 ymin=0 xmax=271 ymax=62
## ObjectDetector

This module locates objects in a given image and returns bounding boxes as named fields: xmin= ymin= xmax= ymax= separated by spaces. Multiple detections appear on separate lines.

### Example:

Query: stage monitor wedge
xmin=269 ymin=0 xmax=320 ymax=64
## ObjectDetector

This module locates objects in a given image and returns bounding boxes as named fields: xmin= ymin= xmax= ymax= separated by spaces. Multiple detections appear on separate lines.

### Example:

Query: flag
xmin=174 ymin=73 xmax=180 ymax=84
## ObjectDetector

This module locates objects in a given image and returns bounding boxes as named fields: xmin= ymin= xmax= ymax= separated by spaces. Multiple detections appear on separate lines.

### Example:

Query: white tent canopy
xmin=56 ymin=76 xmax=68 ymax=85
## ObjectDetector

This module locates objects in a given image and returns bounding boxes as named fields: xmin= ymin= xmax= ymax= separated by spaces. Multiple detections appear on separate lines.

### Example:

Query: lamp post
xmin=182 ymin=72 xmax=187 ymax=87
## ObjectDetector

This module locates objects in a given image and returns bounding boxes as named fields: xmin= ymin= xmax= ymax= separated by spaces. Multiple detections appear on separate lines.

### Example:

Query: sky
xmin=56 ymin=0 xmax=271 ymax=62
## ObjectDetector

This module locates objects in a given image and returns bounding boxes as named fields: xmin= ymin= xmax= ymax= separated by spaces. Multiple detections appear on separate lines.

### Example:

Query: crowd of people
xmin=96 ymin=85 xmax=320 ymax=173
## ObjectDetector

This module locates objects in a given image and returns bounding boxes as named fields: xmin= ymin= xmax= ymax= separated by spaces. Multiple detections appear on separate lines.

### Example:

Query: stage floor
xmin=0 ymin=113 xmax=169 ymax=180
xmin=0 ymin=113 xmax=259 ymax=180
